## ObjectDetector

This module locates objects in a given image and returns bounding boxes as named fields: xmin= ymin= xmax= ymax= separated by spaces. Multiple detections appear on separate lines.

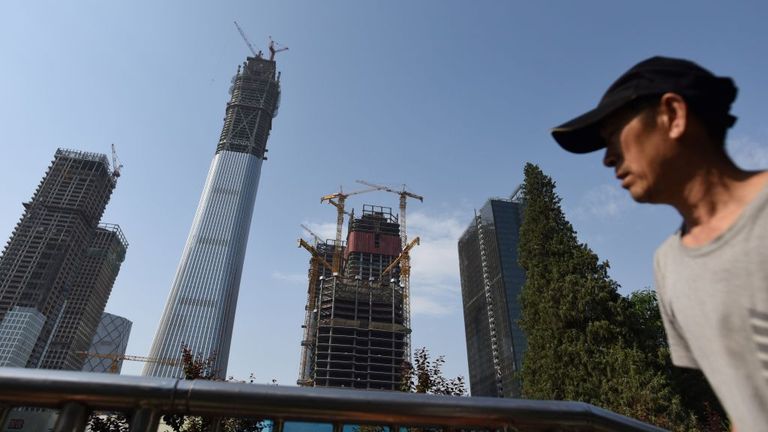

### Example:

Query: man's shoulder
xmin=653 ymin=229 xmax=681 ymax=267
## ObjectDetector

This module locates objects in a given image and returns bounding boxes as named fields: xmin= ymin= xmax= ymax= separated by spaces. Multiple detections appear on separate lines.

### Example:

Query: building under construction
xmin=0 ymin=149 xmax=123 ymax=370
xmin=40 ymin=224 xmax=128 ymax=370
xmin=298 ymin=205 xmax=411 ymax=390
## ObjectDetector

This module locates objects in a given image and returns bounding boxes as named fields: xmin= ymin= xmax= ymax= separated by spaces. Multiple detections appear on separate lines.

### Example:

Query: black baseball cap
xmin=552 ymin=56 xmax=738 ymax=154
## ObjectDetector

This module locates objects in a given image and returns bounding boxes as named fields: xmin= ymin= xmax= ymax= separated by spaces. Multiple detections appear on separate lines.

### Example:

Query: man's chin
xmin=625 ymin=185 xmax=649 ymax=203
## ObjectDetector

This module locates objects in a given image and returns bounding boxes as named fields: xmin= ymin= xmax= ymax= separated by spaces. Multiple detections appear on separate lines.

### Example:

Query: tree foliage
xmin=87 ymin=414 xmax=129 ymax=432
xmin=400 ymin=347 xmax=466 ymax=396
xmin=516 ymin=163 xmax=723 ymax=431
xmin=161 ymin=345 xmax=267 ymax=432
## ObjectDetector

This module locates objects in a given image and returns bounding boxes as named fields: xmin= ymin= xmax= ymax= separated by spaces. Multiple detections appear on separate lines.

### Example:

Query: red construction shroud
xmin=345 ymin=231 xmax=401 ymax=259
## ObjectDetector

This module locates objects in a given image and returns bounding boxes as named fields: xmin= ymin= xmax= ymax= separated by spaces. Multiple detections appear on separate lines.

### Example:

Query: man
xmin=552 ymin=56 xmax=768 ymax=431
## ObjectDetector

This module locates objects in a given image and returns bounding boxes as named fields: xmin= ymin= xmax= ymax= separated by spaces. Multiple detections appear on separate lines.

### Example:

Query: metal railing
xmin=0 ymin=368 xmax=666 ymax=432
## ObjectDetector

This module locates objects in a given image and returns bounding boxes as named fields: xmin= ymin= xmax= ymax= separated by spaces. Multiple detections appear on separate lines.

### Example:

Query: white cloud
xmin=728 ymin=136 xmax=768 ymax=170
xmin=300 ymin=210 xmax=467 ymax=317
xmin=299 ymin=221 xmax=337 ymax=243
xmin=411 ymin=295 xmax=452 ymax=316
xmin=407 ymin=211 xmax=466 ymax=316
xmin=572 ymin=183 xmax=635 ymax=220
xmin=271 ymin=271 xmax=307 ymax=284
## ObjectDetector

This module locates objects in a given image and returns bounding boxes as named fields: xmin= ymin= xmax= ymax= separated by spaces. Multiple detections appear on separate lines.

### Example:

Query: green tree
xmin=517 ymin=163 xmax=697 ymax=430
xmin=627 ymin=290 xmax=729 ymax=431
xmin=160 ymin=345 xmax=266 ymax=432
xmin=400 ymin=347 xmax=466 ymax=396
xmin=87 ymin=414 xmax=129 ymax=432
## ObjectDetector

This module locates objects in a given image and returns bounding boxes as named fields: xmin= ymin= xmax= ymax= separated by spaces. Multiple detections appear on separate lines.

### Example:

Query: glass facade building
xmin=458 ymin=196 xmax=526 ymax=397
xmin=0 ymin=306 xmax=46 ymax=367
xmin=144 ymin=55 xmax=281 ymax=378
xmin=82 ymin=312 xmax=132 ymax=373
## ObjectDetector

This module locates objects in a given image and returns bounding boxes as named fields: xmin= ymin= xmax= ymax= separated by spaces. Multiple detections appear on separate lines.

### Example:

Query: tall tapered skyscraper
xmin=144 ymin=55 xmax=281 ymax=378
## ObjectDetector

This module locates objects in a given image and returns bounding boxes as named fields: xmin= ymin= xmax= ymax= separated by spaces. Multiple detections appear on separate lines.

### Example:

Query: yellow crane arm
xmin=298 ymin=239 xmax=334 ymax=272
xmin=380 ymin=237 xmax=420 ymax=279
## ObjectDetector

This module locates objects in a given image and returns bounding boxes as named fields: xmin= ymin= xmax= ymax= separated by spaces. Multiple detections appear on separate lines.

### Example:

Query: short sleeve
xmin=655 ymin=250 xmax=699 ymax=369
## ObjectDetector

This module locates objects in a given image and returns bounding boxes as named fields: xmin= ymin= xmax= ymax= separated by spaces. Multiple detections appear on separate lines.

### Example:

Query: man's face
xmin=600 ymin=105 xmax=678 ymax=203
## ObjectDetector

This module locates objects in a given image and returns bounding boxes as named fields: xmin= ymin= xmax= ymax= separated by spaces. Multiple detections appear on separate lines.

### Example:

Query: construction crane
xmin=356 ymin=180 xmax=423 ymax=359
xmin=320 ymin=186 xmax=378 ymax=274
xmin=77 ymin=351 xmax=180 ymax=374
xmin=380 ymin=237 xmax=421 ymax=278
xmin=300 ymin=223 xmax=323 ymax=246
xmin=355 ymin=181 xmax=423 ymax=247
xmin=268 ymin=36 xmax=289 ymax=61
xmin=234 ymin=21 xmax=260 ymax=57
xmin=110 ymin=143 xmax=123 ymax=179
xmin=296 ymin=238 xmax=335 ymax=386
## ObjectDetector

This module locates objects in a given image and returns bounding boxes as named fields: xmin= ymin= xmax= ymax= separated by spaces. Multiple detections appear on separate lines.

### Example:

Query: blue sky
xmin=1 ymin=1 xmax=767 ymax=384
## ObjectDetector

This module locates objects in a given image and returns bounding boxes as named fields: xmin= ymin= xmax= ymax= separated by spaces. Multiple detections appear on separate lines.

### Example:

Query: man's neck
xmin=669 ymin=156 xmax=767 ymax=246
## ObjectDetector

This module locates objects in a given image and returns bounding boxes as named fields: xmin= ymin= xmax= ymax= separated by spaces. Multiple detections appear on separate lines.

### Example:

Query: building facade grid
xmin=458 ymin=197 xmax=527 ymax=398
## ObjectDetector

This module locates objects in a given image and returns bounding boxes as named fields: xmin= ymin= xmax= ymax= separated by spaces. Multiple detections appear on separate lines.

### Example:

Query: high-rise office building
xmin=82 ymin=312 xmax=132 ymax=373
xmin=299 ymin=205 xmax=408 ymax=390
xmin=144 ymin=54 xmax=281 ymax=378
xmin=458 ymin=193 xmax=526 ymax=397
xmin=0 ymin=149 xmax=118 ymax=369
xmin=41 ymin=225 xmax=128 ymax=370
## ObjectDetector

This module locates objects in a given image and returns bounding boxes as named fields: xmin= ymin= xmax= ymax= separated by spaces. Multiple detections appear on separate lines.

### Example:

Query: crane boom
xmin=300 ymin=224 xmax=323 ymax=246
xmin=77 ymin=351 xmax=180 ymax=374
xmin=234 ymin=21 xmax=258 ymax=57
xmin=320 ymin=186 xmax=378 ymax=274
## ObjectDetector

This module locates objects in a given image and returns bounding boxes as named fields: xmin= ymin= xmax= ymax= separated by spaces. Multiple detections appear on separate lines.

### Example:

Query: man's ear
xmin=659 ymin=92 xmax=687 ymax=139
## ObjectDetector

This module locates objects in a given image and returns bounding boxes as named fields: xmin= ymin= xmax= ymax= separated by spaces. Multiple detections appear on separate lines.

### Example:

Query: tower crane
xmin=320 ymin=186 xmax=378 ymax=274
xmin=355 ymin=180 xmax=423 ymax=359
xmin=268 ymin=36 xmax=289 ymax=61
xmin=300 ymin=223 xmax=323 ymax=246
xmin=296 ymin=238 xmax=335 ymax=386
xmin=111 ymin=143 xmax=123 ymax=179
xmin=77 ymin=351 xmax=180 ymax=374
xmin=234 ymin=21 xmax=259 ymax=57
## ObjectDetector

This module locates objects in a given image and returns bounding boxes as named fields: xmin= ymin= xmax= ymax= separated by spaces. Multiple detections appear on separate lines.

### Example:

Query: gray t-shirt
xmin=655 ymin=185 xmax=768 ymax=431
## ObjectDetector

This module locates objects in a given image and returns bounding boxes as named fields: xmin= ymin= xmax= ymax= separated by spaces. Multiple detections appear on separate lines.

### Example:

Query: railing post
xmin=273 ymin=418 xmax=285 ymax=432
xmin=53 ymin=402 xmax=88 ymax=432
xmin=0 ymin=404 xmax=10 ymax=431
xmin=129 ymin=407 xmax=160 ymax=432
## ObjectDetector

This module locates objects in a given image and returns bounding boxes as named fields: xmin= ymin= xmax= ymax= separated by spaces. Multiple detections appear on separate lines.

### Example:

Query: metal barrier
xmin=0 ymin=368 xmax=666 ymax=432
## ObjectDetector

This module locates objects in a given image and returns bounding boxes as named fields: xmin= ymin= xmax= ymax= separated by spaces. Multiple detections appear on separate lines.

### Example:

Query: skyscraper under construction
xmin=298 ymin=205 xmax=411 ymax=390
xmin=0 ymin=149 xmax=122 ymax=370
xmin=145 ymin=52 xmax=281 ymax=378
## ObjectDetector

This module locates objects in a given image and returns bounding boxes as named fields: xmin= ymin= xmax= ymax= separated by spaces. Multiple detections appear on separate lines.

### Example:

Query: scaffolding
xmin=298 ymin=205 xmax=409 ymax=390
